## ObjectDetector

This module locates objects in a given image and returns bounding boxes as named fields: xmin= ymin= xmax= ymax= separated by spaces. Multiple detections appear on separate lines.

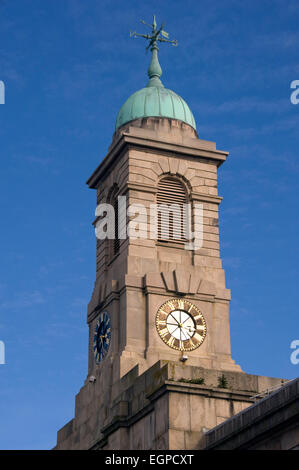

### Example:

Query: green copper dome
xmin=116 ymin=86 xmax=196 ymax=130
xmin=116 ymin=16 xmax=196 ymax=131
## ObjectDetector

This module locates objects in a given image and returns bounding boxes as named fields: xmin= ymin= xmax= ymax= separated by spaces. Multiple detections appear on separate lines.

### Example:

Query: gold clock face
xmin=156 ymin=298 xmax=207 ymax=351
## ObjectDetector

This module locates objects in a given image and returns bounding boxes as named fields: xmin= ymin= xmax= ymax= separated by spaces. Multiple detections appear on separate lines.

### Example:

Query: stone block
xmin=154 ymin=394 xmax=169 ymax=439
xmin=184 ymin=430 xmax=203 ymax=450
xmin=169 ymin=393 xmax=191 ymax=431
xmin=169 ymin=429 xmax=185 ymax=449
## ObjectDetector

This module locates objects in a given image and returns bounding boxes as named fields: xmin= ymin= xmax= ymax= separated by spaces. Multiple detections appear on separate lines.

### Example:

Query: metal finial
xmin=130 ymin=15 xmax=178 ymax=88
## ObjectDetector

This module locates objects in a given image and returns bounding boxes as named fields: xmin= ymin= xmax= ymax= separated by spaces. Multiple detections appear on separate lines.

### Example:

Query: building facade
xmin=55 ymin=18 xmax=290 ymax=450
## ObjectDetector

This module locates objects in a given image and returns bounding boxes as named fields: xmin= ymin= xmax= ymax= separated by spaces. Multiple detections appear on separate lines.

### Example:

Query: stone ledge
xmin=147 ymin=380 xmax=256 ymax=403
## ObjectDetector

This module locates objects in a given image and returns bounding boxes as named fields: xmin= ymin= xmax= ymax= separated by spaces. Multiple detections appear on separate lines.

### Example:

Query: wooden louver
xmin=157 ymin=177 xmax=188 ymax=242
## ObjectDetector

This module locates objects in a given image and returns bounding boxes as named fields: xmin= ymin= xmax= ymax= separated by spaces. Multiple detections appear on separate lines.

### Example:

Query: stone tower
xmin=55 ymin=18 xmax=283 ymax=450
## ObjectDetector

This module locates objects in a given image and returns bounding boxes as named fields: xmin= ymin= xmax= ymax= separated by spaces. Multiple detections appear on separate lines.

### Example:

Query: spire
xmin=147 ymin=37 xmax=163 ymax=87
xmin=130 ymin=15 xmax=178 ymax=88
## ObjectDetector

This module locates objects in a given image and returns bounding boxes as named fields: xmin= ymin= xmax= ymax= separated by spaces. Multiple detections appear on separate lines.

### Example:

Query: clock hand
xmin=183 ymin=326 xmax=196 ymax=332
xmin=169 ymin=313 xmax=180 ymax=324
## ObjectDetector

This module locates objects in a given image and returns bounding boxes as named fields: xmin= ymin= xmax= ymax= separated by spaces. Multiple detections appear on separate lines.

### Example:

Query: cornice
xmin=87 ymin=132 xmax=229 ymax=189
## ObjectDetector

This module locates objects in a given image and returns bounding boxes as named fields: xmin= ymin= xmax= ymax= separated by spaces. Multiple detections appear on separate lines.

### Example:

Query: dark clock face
xmin=93 ymin=311 xmax=111 ymax=364
xmin=156 ymin=298 xmax=207 ymax=351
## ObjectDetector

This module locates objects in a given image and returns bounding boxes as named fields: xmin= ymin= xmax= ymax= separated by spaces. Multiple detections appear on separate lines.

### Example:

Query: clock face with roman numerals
xmin=93 ymin=311 xmax=111 ymax=364
xmin=156 ymin=299 xmax=207 ymax=351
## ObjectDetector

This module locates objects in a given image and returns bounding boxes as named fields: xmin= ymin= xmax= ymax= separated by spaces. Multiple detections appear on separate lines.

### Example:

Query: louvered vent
xmin=157 ymin=177 xmax=188 ymax=242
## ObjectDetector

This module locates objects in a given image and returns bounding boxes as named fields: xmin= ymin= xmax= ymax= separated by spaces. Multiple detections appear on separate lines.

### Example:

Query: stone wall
xmin=55 ymin=360 xmax=284 ymax=450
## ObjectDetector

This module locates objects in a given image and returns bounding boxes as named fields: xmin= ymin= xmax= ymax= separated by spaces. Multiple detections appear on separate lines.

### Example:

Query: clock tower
xmin=55 ymin=17 xmax=283 ymax=450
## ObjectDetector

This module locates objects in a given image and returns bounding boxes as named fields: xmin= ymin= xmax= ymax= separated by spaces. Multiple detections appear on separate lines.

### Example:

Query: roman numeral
xmin=167 ymin=337 xmax=175 ymax=348
xmin=196 ymin=325 xmax=205 ymax=331
xmin=160 ymin=310 xmax=168 ymax=316
xmin=160 ymin=328 xmax=169 ymax=338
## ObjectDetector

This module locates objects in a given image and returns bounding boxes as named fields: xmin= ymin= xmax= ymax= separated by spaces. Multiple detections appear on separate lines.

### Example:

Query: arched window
xmin=156 ymin=177 xmax=188 ymax=243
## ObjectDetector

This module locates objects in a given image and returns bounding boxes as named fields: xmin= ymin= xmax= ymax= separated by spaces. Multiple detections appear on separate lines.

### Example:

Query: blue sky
xmin=0 ymin=0 xmax=298 ymax=450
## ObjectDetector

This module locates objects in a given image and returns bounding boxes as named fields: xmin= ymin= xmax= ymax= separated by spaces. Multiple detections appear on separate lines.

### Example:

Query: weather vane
xmin=130 ymin=15 xmax=178 ymax=51
xmin=130 ymin=15 xmax=177 ymax=87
